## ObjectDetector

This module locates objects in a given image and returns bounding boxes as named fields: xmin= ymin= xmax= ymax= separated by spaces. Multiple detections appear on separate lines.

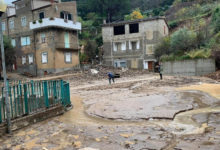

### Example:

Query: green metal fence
xmin=0 ymin=80 xmax=71 ymax=124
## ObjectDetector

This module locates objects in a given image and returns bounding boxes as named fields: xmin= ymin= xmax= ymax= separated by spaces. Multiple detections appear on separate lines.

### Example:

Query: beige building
xmin=102 ymin=17 xmax=168 ymax=71
xmin=1 ymin=0 xmax=81 ymax=76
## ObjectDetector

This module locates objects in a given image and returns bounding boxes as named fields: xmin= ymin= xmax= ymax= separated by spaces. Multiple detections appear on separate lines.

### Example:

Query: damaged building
xmin=102 ymin=17 xmax=169 ymax=71
xmin=1 ymin=0 xmax=81 ymax=76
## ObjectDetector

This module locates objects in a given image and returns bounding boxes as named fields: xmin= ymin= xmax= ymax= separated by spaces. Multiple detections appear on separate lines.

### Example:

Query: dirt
xmin=0 ymin=73 xmax=219 ymax=150
xmin=205 ymin=70 xmax=220 ymax=81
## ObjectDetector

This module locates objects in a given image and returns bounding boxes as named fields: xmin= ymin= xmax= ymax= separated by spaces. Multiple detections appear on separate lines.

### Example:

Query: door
xmin=64 ymin=32 xmax=70 ymax=48
xmin=144 ymin=61 xmax=148 ymax=70
xmin=148 ymin=61 xmax=153 ymax=71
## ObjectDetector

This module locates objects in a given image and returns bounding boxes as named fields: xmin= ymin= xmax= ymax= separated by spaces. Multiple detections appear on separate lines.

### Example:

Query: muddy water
xmin=178 ymin=83 xmax=220 ymax=99
xmin=59 ymin=83 xmax=220 ymax=135
xmin=59 ymin=95 xmax=169 ymax=127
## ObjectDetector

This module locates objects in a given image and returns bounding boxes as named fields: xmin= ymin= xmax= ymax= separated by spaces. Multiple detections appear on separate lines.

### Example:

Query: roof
xmin=102 ymin=16 xmax=168 ymax=27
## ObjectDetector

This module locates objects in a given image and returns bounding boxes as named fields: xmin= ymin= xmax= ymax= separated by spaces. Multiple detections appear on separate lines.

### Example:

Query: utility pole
xmin=0 ymin=0 xmax=11 ymax=134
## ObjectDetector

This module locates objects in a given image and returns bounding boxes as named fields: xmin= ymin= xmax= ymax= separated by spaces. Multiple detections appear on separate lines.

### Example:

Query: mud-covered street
xmin=0 ymin=73 xmax=220 ymax=150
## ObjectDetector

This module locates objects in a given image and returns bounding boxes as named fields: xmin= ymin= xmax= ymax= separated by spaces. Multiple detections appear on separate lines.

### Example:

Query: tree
xmin=155 ymin=37 xmax=171 ymax=58
xmin=77 ymin=0 xmax=130 ymax=22
xmin=84 ymin=40 xmax=97 ymax=62
xmin=0 ymin=36 xmax=15 ymax=74
xmin=125 ymin=9 xmax=144 ymax=20
xmin=170 ymin=28 xmax=197 ymax=55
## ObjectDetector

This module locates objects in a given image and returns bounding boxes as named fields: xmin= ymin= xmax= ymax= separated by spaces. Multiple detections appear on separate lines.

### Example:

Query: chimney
xmin=51 ymin=0 xmax=54 ymax=4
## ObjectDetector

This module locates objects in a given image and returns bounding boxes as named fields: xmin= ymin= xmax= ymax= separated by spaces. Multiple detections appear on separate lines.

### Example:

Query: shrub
xmin=38 ymin=19 xmax=43 ymax=23
xmin=33 ymin=20 xmax=36 ymax=24
xmin=212 ymin=6 xmax=220 ymax=32
xmin=155 ymin=37 xmax=171 ymax=58
xmin=170 ymin=28 xmax=197 ymax=54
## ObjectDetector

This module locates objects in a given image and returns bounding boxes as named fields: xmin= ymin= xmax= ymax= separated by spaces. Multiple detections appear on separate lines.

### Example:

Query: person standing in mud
xmin=108 ymin=72 xmax=115 ymax=84
xmin=158 ymin=63 xmax=163 ymax=80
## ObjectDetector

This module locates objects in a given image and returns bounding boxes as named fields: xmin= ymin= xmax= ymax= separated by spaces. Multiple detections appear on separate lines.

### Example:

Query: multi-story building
xmin=102 ymin=17 xmax=169 ymax=71
xmin=1 ymin=0 xmax=81 ymax=76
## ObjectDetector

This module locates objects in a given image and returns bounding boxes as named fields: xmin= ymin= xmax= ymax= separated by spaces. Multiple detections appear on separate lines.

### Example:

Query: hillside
xmin=154 ymin=0 xmax=220 ymax=69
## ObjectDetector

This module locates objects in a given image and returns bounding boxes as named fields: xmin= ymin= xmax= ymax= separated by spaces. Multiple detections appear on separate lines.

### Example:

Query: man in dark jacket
xmin=158 ymin=64 xmax=163 ymax=80
xmin=108 ymin=72 xmax=115 ymax=84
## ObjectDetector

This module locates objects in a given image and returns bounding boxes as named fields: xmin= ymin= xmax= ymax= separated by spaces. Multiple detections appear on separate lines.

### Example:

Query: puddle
xmin=178 ymin=83 xmax=220 ymax=99
xmin=169 ymin=107 xmax=220 ymax=135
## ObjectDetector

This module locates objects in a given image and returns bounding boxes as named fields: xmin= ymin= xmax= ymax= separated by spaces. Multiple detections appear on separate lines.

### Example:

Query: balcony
xmin=55 ymin=42 xmax=79 ymax=50
xmin=30 ymin=18 xmax=81 ymax=31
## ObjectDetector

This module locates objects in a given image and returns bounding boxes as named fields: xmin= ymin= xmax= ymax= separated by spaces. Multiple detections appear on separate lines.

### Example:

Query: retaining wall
xmin=162 ymin=59 xmax=216 ymax=76
xmin=0 ymin=105 xmax=64 ymax=136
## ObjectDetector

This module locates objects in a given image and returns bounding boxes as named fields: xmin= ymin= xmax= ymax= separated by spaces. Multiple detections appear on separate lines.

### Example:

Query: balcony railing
xmin=30 ymin=18 xmax=81 ymax=31
xmin=55 ymin=42 xmax=78 ymax=50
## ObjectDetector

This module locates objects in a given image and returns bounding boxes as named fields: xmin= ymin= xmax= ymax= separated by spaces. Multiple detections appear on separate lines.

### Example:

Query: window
xmin=41 ymin=33 xmax=46 ymax=43
xmin=65 ymin=52 xmax=72 ymax=63
xmin=2 ymin=22 xmax=5 ymax=31
xmin=64 ymin=32 xmax=70 ymax=48
xmin=121 ymin=42 xmax=126 ymax=51
xmin=21 ymin=36 xmax=30 ymax=46
xmin=113 ymin=42 xmax=126 ymax=51
xmin=28 ymin=54 xmax=34 ymax=64
xmin=129 ymin=40 xmax=140 ymax=50
xmin=42 ymin=52 xmax=48 ymax=64
xmin=129 ymin=23 xmax=139 ymax=33
xmin=60 ymin=11 xmax=72 ymax=20
xmin=21 ymin=16 xmax=26 ymax=27
xmin=11 ymin=39 xmax=16 ymax=47
xmin=68 ymin=14 xmax=72 ymax=20
xmin=22 ymin=56 xmax=26 ymax=65
xmin=114 ymin=25 xmax=125 ymax=35
xmin=9 ymin=20 xmax=14 ymax=29
xmin=113 ymin=42 xmax=121 ymax=51
xmin=39 ymin=12 xmax=45 ymax=19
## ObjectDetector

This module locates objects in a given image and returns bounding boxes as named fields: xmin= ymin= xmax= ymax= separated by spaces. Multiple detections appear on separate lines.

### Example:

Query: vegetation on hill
xmin=155 ymin=0 xmax=220 ymax=69
xmin=76 ymin=0 xmax=220 ymax=69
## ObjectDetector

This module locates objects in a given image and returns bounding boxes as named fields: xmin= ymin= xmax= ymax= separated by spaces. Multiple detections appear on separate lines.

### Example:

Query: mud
xmin=0 ymin=74 xmax=219 ymax=150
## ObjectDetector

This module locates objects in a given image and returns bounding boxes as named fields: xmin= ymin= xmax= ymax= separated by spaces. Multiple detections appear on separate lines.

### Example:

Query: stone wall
xmin=162 ymin=59 xmax=216 ymax=76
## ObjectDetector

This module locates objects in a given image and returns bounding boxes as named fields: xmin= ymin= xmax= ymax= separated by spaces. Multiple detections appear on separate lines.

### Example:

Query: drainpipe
xmin=31 ymin=1 xmax=37 ymax=76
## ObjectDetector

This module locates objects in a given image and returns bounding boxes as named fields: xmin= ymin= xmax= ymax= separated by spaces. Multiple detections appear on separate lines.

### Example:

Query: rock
xmin=90 ymin=69 xmax=99 ymax=74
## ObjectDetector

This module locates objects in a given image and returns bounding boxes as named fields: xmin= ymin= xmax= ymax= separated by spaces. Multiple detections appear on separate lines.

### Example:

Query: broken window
xmin=114 ymin=25 xmax=125 ymax=35
xmin=129 ymin=23 xmax=139 ymax=34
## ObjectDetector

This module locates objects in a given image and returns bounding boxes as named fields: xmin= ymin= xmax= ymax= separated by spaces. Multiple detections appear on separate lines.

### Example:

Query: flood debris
xmin=0 ymin=73 xmax=219 ymax=150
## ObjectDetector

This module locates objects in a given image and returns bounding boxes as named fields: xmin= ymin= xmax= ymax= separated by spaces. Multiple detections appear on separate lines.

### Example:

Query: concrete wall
xmin=162 ymin=59 xmax=216 ymax=76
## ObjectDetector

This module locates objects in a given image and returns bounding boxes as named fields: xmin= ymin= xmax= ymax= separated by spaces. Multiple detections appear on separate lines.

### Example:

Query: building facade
xmin=1 ymin=0 xmax=81 ymax=76
xmin=102 ymin=17 xmax=169 ymax=70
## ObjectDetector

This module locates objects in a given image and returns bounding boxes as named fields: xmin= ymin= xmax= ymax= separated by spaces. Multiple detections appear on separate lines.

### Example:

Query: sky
xmin=5 ymin=0 xmax=14 ymax=4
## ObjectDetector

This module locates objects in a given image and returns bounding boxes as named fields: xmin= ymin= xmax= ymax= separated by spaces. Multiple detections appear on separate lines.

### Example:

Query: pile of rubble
xmin=205 ymin=70 xmax=220 ymax=81
xmin=60 ymin=65 xmax=151 ymax=82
